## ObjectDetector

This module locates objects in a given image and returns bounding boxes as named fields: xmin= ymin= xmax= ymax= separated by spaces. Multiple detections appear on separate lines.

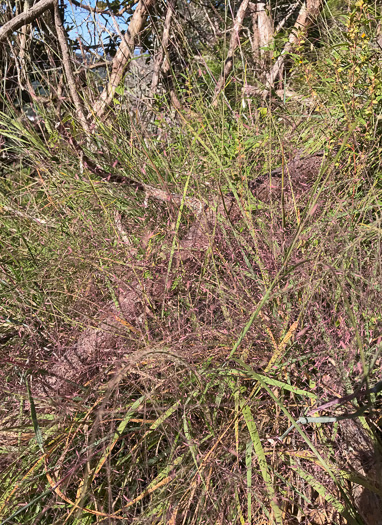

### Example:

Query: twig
xmin=114 ymin=211 xmax=131 ymax=246
xmin=69 ymin=0 xmax=132 ymax=17
xmin=212 ymin=0 xmax=250 ymax=106
xmin=1 ymin=203 xmax=58 ymax=228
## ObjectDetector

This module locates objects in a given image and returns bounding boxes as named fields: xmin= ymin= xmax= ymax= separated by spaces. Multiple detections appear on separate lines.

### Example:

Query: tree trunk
xmin=92 ymin=0 xmax=156 ymax=120
xmin=250 ymin=2 xmax=273 ymax=60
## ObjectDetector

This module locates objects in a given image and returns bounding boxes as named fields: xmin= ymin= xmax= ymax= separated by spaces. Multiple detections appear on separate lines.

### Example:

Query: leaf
xmin=115 ymin=85 xmax=125 ymax=96
xmin=183 ymin=415 xmax=198 ymax=469
xmin=241 ymin=401 xmax=283 ymax=525
xmin=26 ymin=377 xmax=44 ymax=452
xmin=92 ymin=395 xmax=146 ymax=479
xmin=246 ymin=440 xmax=253 ymax=523
xmin=234 ymin=360 xmax=317 ymax=399
xmin=289 ymin=461 xmax=361 ymax=524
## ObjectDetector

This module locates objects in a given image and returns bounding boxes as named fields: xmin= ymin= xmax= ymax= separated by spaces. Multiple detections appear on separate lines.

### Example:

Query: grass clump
xmin=1 ymin=11 xmax=382 ymax=525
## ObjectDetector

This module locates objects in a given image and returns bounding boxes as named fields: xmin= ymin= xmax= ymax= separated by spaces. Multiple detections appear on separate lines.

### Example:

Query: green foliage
xmin=292 ymin=0 xmax=382 ymax=137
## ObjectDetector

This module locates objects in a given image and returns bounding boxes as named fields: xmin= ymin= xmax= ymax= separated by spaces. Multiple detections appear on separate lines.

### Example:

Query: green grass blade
xmin=240 ymin=401 xmax=283 ymax=525
xmin=26 ymin=377 xmax=44 ymax=452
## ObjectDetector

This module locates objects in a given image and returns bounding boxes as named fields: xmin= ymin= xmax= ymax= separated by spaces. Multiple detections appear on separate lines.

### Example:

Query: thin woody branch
xmin=212 ymin=0 xmax=250 ymax=106
xmin=244 ymin=0 xmax=322 ymax=97
xmin=0 ymin=0 xmax=55 ymax=43
xmin=69 ymin=0 xmax=134 ymax=17
xmin=151 ymin=0 xmax=175 ymax=95
xmin=266 ymin=0 xmax=322 ymax=90
xmin=53 ymin=1 xmax=90 ymax=133
xmin=92 ymin=0 xmax=156 ymax=120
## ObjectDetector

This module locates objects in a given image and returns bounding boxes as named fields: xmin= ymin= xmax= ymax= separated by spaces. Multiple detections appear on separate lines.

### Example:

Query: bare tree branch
xmin=19 ymin=0 xmax=31 ymax=64
xmin=92 ymin=0 xmax=156 ymax=120
xmin=212 ymin=0 xmax=250 ymax=106
xmin=53 ymin=1 xmax=90 ymax=132
xmin=1 ymin=202 xmax=58 ymax=228
xmin=151 ymin=0 xmax=175 ymax=95
xmin=244 ymin=0 xmax=322 ymax=97
xmin=25 ymin=75 xmax=51 ymax=103
xmin=0 ymin=0 xmax=55 ymax=43
xmin=274 ymin=1 xmax=301 ymax=34
xmin=265 ymin=0 xmax=322 ymax=90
